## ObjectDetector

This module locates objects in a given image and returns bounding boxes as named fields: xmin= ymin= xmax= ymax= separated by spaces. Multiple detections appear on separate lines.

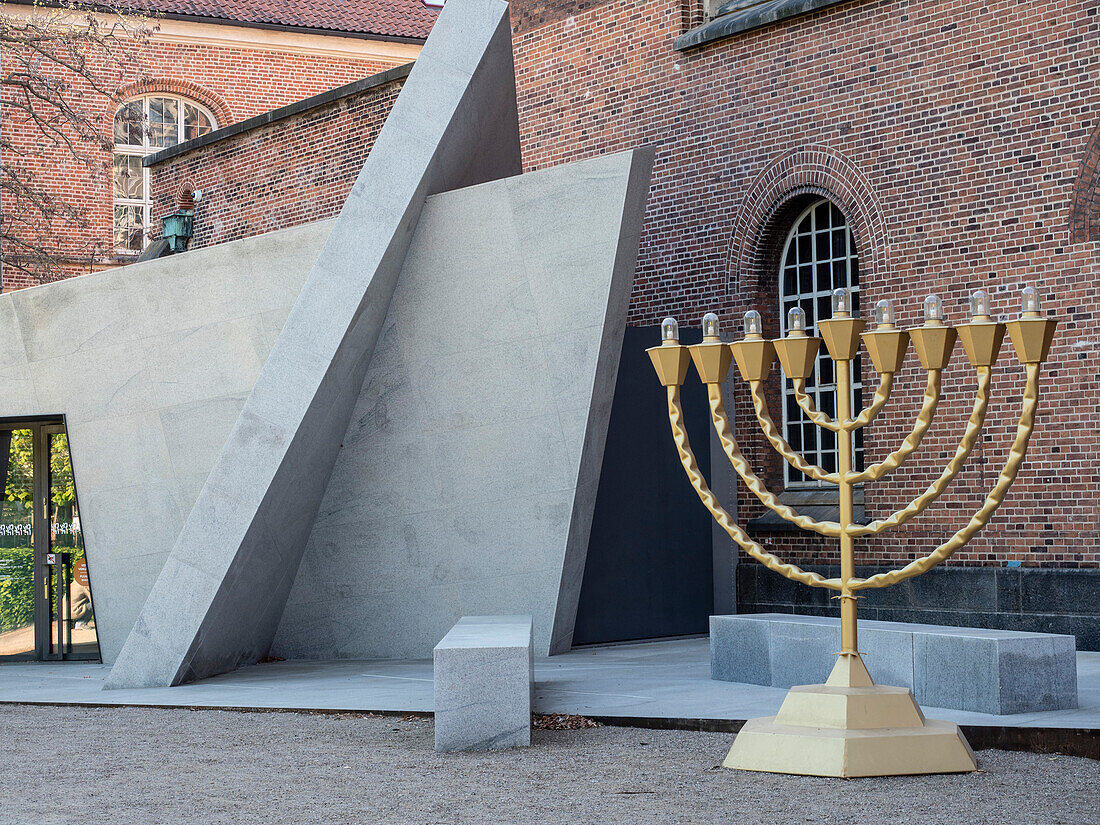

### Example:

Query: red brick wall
xmin=511 ymin=0 xmax=1100 ymax=571
xmin=0 ymin=25 xmax=405 ymax=291
xmin=148 ymin=72 xmax=406 ymax=248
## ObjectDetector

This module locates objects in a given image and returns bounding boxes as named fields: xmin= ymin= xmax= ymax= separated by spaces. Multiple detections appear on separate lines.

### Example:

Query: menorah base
xmin=723 ymin=654 xmax=977 ymax=777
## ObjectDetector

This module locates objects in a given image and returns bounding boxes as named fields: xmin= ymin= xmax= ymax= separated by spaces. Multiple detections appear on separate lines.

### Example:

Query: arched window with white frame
xmin=778 ymin=198 xmax=865 ymax=487
xmin=112 ymin=94 xmax=216 ymax=253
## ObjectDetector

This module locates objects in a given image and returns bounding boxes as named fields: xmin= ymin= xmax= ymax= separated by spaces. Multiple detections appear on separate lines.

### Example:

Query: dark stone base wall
xmin=736 ymin=565 xmax=1100 ymax=651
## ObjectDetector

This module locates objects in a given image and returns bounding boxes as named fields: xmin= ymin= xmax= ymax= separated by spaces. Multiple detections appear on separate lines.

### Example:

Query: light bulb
xmin=742 ymin=310 xmax=762 ymax=338
xmin=874 ymin=299 xmax=895 ymax=328
xmin=702 ymin=312 xmax=721 ymax=341
xmin=787 ymin=306 xmax=806 ymax=335
xmin=661 ymin=317 xmax=679 ymax=344
xmin=923 ymin=294 xmax=943 ymax=324
xmin=1021 ymin=285 xmax=1041 ymax=316
xmin=970 ymin=290 xmax=992 ymax=320
xmin=831 ymin=288 xmax=851 ymax=317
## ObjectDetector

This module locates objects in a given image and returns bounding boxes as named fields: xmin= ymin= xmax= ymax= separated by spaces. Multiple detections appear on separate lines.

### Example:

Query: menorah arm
xmin=849 ymin=366 xmax=991 ymax=537
xmin=791 ymin=372 xmax=894 ymax=433
xmin=846 ymin=372 xmax=895 ymax=430
xmin=666 ymin=385 xmax=842 ymax=590
xmin=708 ymin=384 xmax=841 ymax=537
xmin=748 ymin=380 xmax=839 ymax=485
xmin=848 ymin=369 xmax=942 ymax=483
xmin=851 ymin=363 xmax=1040 ymax=590
xmin=790 ymin=379 xmax=842 ymax=432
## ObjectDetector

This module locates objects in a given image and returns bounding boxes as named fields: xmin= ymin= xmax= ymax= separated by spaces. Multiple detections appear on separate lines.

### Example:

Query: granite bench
xmin=711 ymin=613 xmax=1078 ymax=715
xmin=433 ymin=615 xmax=533 ymax=752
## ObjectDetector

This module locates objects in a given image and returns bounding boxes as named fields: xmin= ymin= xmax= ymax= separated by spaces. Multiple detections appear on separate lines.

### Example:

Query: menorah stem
xmin=836 ymin=357 xmax=858 ymax=655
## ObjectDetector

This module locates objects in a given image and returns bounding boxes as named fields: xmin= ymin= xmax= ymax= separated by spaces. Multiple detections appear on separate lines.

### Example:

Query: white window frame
xmin=112 ymin=94 xmax=216 ymax=253
xmin=778 ymin=198 xmax=864 ymax=488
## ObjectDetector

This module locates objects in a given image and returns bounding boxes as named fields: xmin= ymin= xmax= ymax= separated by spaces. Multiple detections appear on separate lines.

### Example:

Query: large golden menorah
xmin=648 ymin=285 xmax=1056 ymax=778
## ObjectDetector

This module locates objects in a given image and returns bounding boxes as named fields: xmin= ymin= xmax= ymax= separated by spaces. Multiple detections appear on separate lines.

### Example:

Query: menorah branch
xmin=790 ymin=379 xmax=842 ymax=432
xmin=747 ymin=380 xmax=839 ymax=485
xmin=848 ymin=369 xmax=941 ymax=483
xmin=846 ymin=372 xmax=895 ymax=430
xmin=791 ymin=371 xmax=894 ymax=433
xmin=665 ymin=384 xmax=841 ymax=591
xmin=850 ymin=366 xmax=991 ymax=537
xmin=708 ymin=384 xmax=841 ymax=537
xmin=851 ymin=362 xmax=1041 ymax=589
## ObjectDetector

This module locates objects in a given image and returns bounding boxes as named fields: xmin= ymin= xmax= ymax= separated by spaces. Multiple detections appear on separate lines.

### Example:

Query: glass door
xmin=0 ymin=429 xmax=36 ymax=659
xmin=0 ymin=421 xmax=99 ymax=662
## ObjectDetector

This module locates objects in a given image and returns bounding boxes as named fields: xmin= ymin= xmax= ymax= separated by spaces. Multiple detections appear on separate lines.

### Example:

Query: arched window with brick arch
xmin=777 ymin=198 xmax=865 ymax=487
xmin=112 ymin=94 xmax=217 ymax=252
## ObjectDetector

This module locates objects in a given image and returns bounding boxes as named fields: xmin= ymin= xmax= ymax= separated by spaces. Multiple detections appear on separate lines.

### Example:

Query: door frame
xmin=0 ymin=416 xmax=99 ymax=662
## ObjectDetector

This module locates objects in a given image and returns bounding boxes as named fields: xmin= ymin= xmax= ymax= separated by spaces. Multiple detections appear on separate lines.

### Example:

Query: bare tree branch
xmin=1 ymin=0 xmax=155 ymax=286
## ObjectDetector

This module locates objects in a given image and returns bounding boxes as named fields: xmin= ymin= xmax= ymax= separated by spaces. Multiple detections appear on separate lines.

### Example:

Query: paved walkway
xmin=1 ymin=638 xmax=1097 ymax=729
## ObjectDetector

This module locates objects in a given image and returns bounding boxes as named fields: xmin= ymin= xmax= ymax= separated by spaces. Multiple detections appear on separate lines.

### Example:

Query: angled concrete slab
xmin=105 ymin=0 xmax=522 ymax=688
xmin=272 ymin=147 xmax=654 ymax=660
xmin=0 ymin=220 xmax=331 ymax=661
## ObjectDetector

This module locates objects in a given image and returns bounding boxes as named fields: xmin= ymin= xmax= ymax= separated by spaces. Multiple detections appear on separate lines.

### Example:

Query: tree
xmin=0 ymin=0 xmax=152 ymax=287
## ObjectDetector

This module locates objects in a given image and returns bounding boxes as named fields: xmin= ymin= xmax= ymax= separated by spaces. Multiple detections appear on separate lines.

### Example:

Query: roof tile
xmin=130 ymin=0 xmax=440 ymax=40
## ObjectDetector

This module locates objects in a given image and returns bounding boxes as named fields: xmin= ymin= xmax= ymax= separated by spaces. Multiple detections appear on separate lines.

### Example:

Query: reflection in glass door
xmin=0 ymin=421 xmax=99 ymax=661
xmin=0 ymin=429 xmax=36 ymax=658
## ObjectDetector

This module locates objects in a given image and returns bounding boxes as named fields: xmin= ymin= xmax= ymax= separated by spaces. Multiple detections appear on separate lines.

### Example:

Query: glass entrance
xmin=0 ymin=421 xmax=99 ymax=661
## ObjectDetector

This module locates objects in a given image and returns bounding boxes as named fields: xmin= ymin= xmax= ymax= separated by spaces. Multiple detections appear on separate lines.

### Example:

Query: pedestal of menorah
xmin=723 ymin=654 xmax=977 ymax=777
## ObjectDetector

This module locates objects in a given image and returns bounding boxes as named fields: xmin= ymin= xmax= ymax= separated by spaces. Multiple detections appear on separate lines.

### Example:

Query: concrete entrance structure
xmin=0 ymin=221 xmax=331 ymax=662
xmin=0 ymin=0 xmax=653 ymax=687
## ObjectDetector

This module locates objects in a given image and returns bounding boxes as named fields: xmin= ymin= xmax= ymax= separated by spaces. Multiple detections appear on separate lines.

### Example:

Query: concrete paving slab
xmin=1 ymin=639 xmax=1097 ymax=730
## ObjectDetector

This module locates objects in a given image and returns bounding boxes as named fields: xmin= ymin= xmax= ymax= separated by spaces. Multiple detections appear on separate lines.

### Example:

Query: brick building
xmin=78 ymin=0 xmax=1100 ymax=647
xmin=0 ymin=0 xmax=439 ymax=290
xmin=502 ymin=0 xmax=1098 ymax=646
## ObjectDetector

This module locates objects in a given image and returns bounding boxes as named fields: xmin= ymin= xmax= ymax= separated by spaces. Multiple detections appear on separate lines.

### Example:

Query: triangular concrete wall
xmin=271 ymin=149 xmax=653 ymax=660
xmin=105 ymin=0 xmax=523 ymax=688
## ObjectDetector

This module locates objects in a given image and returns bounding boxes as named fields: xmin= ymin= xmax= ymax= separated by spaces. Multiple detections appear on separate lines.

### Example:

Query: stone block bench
xmin=433 ymin=615 xmax=533 ymax=752
xmin=711 ymin=613 xmax=1078 ymax=715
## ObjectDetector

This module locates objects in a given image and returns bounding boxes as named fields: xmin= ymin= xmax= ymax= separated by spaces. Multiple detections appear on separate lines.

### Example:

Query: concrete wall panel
xmin=0 ymin=219 xmax=332 ymax=661
xmin=273 ymin=148 xmax=653 ymax=660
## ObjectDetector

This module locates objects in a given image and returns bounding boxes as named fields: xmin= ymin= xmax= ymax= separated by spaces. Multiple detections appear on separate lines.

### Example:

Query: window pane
xmin=782 ymin=266 xmax=796 ymax=294
xmin=184 ymin=104 xmax=213 ymax=141
xmin=799 ymin=265 xmax=814 ymax=294
xmin=113 ymin=205 xmax=145 ymax=252
xmin=112 ymin=155 xmax=144 ymax=199
xmin=789 ymin=426 xmax=802 ymax=450
xmin=802 ymin=423 xmax=817 ymax=452
xmin=784 ymin=242 xmax=797 ymax=268
xmin=832 ymin=260 xmax=848 ymax=289
xmin=113 ymin=101 xmax=143 ymax=145
xmin=149 ymin=97 xmax=180 ymax=148
xmin=797 ymin=234 xmax=812 ymax=263
xmin=784 ymin=393 xmax=797 ymax=419
xmin=832 ymin=229 xmax=847 ymax=259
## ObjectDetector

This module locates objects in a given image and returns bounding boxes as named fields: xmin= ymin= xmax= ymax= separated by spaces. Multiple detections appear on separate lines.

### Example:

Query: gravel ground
xmin=0 ymin=705 xmax=1096 ymax=825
